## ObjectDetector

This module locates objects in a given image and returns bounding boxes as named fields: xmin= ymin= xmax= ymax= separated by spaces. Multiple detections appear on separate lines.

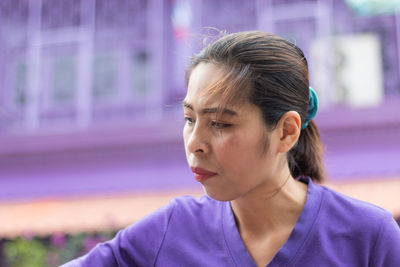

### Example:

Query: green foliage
xmin=1 ymin=230 xmax=118 ymax=267
xmin=57 ymin=233 xmax=85 ymax=264
xmin=3 ymin=237 xmax=47 ymax=267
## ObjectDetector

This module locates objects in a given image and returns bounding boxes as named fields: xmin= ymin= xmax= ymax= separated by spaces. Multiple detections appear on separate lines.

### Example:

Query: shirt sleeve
xmin=60 ymin=199 xmax=176 ymax=267
xmin=370 ymin=211 xmax=400 ymax=266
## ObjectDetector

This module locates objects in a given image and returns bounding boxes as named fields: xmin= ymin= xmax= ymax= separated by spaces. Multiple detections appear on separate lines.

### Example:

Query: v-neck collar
xmin=221 ymin=178 xmax=323 ymax=267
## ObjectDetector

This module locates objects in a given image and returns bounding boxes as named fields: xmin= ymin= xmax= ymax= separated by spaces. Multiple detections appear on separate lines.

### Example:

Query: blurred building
xmin=0 ymin=0 xmax=399 ymax=200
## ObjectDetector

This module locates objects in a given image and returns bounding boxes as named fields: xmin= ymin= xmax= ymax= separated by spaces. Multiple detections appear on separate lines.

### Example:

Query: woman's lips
xmin=190 ymin=167 xmax=217 ymax=182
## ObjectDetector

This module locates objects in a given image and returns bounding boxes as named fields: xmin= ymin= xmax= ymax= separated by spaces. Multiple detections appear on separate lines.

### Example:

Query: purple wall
xmin=0 ymin=0 xmax=399 ymax=201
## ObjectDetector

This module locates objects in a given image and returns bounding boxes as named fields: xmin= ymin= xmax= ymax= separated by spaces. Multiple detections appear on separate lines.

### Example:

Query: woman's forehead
xmin=185 ymin=62 xmax=256 ymax=116
xmin=187 ymin=63 xmax=226 ymax=97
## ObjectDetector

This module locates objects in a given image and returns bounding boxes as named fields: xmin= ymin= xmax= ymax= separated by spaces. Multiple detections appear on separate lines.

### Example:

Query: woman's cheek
xmin=216 ymin=134 xmax=242 ymax=159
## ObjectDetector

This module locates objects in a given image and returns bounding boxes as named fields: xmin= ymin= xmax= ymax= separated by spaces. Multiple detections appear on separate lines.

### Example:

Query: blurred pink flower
xmin=51 ymin=231 xmax=66 ymax=249
xmin=83 ymin=236 xmax=102 ymax=253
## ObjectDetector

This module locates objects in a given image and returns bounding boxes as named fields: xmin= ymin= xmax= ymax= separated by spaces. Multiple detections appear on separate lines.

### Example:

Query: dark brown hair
xmin=187 ymin=31 xmax=326 ymax=182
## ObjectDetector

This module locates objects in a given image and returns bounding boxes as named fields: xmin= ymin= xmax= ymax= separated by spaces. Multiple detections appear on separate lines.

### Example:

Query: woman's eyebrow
xmin=182 ymin=100 xmax=237 ymax=116
xmin=201 ymin=107 xmax=237 ymax=116
xmin=182 ymin=100 xmax=193 ymax=110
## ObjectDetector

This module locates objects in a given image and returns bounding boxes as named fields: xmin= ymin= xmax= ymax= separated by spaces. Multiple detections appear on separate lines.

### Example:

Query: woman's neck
xmin=230 ymin=173 xmax=308 ymax=238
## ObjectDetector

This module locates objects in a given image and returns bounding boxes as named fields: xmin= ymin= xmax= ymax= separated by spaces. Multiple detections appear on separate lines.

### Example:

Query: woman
xmin=63 ymin=31 xmax=400 ymax=266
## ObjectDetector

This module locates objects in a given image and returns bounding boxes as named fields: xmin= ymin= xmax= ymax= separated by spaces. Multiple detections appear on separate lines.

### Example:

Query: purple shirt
xmin=62 ymin=178 xmax=400 ymax=266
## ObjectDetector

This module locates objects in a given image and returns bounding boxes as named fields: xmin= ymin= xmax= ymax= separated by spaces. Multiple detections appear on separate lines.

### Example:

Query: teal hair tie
xmin=301 ymin=87 xmax=318 ymax=130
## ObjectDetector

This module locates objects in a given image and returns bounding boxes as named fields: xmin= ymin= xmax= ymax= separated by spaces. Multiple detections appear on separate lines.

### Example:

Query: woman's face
xmin=183 ymin=63 xmax=282 ymax=201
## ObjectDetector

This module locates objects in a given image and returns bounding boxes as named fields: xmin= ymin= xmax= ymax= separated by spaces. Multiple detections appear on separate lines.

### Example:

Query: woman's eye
xmin=211 ymin=121 xmax=232 ymax=129
xmin=184 ymin=117 xmax=195 ymax=125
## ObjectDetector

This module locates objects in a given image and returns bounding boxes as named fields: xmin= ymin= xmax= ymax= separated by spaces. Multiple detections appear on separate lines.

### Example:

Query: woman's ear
xmin=277 ymin=111 xmax=301 ymax=153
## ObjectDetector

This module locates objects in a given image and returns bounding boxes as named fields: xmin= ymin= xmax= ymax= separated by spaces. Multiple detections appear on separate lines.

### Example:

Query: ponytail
xmin=288 ymin=120 xmax=325 ymax=183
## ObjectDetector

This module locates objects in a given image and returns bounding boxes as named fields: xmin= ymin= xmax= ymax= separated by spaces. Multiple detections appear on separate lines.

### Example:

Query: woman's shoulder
xmin=314 ymin=183 xmax=400 ymax=264
xmin=315 ymin=183 xmax=399 ymax=243
xmin=318 ymin=184 xmax=391 ymax=223
xmin=60 ymin=195 xmax=223 ymax=266
xmin=303 ymin=177 xmax=392 ymax=228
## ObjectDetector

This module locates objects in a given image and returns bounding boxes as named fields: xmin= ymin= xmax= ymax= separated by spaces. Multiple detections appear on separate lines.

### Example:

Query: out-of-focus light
xmin=345 ymin=0 xmax=400 ymax=16
xmin=171 ymin=0 xmax=192 ymax=41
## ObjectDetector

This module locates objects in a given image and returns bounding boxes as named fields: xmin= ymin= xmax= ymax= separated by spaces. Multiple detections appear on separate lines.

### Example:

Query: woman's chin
xmin=202 ymin=186 xmax=235 ymax=202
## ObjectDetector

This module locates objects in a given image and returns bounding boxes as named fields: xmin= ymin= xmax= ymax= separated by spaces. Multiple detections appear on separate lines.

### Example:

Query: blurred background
xmin=0 ymin=0 xmax=399 ymax=265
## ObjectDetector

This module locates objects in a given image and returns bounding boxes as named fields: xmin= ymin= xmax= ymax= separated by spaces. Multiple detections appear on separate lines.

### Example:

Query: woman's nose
xmin=185 ymin=125 xmax=210 ymax=155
